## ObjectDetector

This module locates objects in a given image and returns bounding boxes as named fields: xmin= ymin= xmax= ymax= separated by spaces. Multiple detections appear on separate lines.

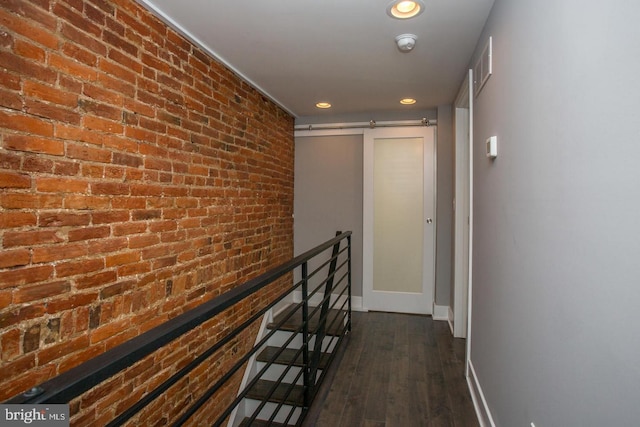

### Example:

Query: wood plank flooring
xmin=303 ymin=311 xmax=478 ymax=427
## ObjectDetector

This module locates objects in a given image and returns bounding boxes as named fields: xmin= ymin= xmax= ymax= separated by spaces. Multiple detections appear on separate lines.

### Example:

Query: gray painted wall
xmin=435 ymin=105 xmax=454 ymax=307
xmin=294 ymin=135 xmax=364 ymax=297
xmin=470 ymin=1 xmax=640 ymax=426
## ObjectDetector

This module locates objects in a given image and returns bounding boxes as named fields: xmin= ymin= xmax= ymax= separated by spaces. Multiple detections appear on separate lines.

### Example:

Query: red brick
xmin=103 ymin=135 xmax=138 ymax=153
xmin=112 ymin=222 xmax=146 ymax=237
xmin=54 ymin=160 xmax=81 ymax=176
xmin=39 ymin=212 xmax=90 ymax=227
xmin=111 ymin=153 xmax=141 ymax=168
xmin=14 ymin=39 xmax=46 ymax=62
xmin=54 ymin=124 xmax=104 ymax=146
xmin=84 ymin=2 xmax=106 ymax=25
xmin=55 ymin=258 xmax=104 ymax=278
xmin=123 ymin=98 xmax=154 ymax=118
xmin=46 ymin=291 xmax=98 ymax=314
xmin=110 ymin=196 xmax=145 ymax=210
xmin=1 ymin=328 xmax=21 ymax=362
xmin=77 ymin=98 xmax=121 ymax=120
xmin=67 ymin=142 xmax=112 ymax=163
xmin=0 ymin=249 xmax=31 ymax=268
xmin=3 ymin=230 xmax=63 ymax=247
xmin=82 ymin=115 xmax=124 ymax=134
xmin=0 ymin=171 xmax=31 ymax=189
xmin=63 ymin=195 xmax=110 ymax=210
xmin=0 ymin=194 xmax=63 ymax=210
xmin=0 ymin=354 xmax=36 ymax=384
xmin=32 ymin=242 xmax=87 ymax=263
xmin=103 ymin=29 xmax=138 ymax=57
xmin=91 ymin=211 xmax=129 ymax=224
xmin=0 ymin=109 xmax=53 ymax=137
xmin=25 ymin=100 xmax=81 ymax=125
xmin=38 ymin=334 xmax=90 ymax=365
xmin=21 ymin=155 xmax=54 ymax=174
xmin=129 ymin=183 xmax=162 ymax=197
xmin=84 ymin=82 xmax=124 ymax=106
xmin=0 ymin=69 xmax=21 ymax=90
xmin=0 ymin=212 xmax=37 ymax=228
xmin=128 ymin=234 xmax=159 ymax=249
xmin=105 ymin=251 xmax=139 ymax=267
xmin=68 ymin=226 xmax=110 ymax=242
xmin=89 ymin=317 xmax=132 ymax=344
xmin=52 ymin=2 xmax=101 ymax=37
xmin=0 ymin=87 xmax=22 ymax=110
xmin=35 ymin=177 xmax=88 ymax=193
xmin=117 ymin=262 xmax=150 ymax=277
xmin=131 ymin=209 xmax=160 ymax=221
xmin=91 ymin=182 xmax=130 ymax=196
xmin=0 ymin=9 xmax=58 ymax=49
xmin=0 ymin=304 xmax=46 ymax=330
xmin=49 ymin=53 xmax=98 ymax=82
xmin=60 ymin=22 xmax=107 ymax=56
xmin=4 ymin=135 xmax=64 ymax=156
xmin=62 ymin=41 xmax=98 ymax=66
xmin=2 ymin=0 xmax=57 ymax=29
xmin=0 ymin=265 xmax=53 ymax=289
xmin=23 ymin=80 xmax=78 ymax=107
xmin=75 ymin=270 xmax=117 ymax=290
xmin=13 ymin=280 xmax=71 ymax=303
xmin=58 ymin=74 xmax=83 ymax=93
xmin=58 ymin=344 xmax=105 ymax=373
xmin=98 ymin=58 xmax=137 ymax=84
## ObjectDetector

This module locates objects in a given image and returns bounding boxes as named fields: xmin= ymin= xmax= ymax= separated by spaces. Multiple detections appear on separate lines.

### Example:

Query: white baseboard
xmin=447 ymin=306 xmax=454 ymax=334
xmin=432 ymin=303 xmax=449 ymax=321
xmin=467 ymin=360 xmax=497 ymax=427
xmin=292 ymin=291 xmax=365 ymax=312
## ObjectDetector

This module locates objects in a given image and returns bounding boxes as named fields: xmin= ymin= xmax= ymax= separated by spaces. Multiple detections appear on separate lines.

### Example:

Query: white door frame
xmin=453 ymin=69 xmax=474 ymax=374
xmin=362 ymin=126 xmax=436 ymax=315
xmin=452 ymin=70 xmax=472 ymax=338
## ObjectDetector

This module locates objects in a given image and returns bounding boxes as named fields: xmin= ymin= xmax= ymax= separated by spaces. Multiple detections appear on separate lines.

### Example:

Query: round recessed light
xmin=315 ymin=102 xmax=332 ymax=109
xmin=400 ymin=98 xmax=417 ymax=105
xmin=387 ymin=0 xmax=424 ymax=19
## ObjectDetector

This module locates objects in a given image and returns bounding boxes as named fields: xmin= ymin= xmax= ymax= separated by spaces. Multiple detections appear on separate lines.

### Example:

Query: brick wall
xmin=0 ymin=0 xmax=294 ymax=424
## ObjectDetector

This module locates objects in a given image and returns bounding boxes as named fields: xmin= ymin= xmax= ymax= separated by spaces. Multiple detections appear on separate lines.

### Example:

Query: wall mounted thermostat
xmin=486 ymin=136 xmax=497 ymax=158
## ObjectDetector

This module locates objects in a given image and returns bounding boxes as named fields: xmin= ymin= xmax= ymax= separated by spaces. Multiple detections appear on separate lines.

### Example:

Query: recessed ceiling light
xmin=316 ymin=102 xmax=332 ymax=109
xmin=400 ymin=98 xmax=417 ymax=105
xmin=387 ymin=0 xmax=425 ymax=19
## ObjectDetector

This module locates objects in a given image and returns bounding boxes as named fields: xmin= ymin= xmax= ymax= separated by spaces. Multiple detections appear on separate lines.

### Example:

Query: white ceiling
xmin=137 ymin=0 xmax=494 ymax=119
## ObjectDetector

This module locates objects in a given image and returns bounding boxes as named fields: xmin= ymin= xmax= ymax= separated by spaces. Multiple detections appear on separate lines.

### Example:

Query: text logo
xmin=1 ymin=405 xmax=69 ymax=426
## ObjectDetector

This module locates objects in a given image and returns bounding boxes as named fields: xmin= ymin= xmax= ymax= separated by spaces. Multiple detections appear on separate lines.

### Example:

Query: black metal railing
xmin=6 ymin=231 xmax=352 ymax=427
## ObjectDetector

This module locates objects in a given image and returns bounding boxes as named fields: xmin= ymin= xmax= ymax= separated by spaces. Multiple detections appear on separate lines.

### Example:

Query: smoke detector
xmin=395 ymin=34 xmax=417 ymax=52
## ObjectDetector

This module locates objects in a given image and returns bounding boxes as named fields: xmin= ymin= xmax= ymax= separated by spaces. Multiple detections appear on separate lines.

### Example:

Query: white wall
xmin=469 ymin=1 xmax=640 ymax=426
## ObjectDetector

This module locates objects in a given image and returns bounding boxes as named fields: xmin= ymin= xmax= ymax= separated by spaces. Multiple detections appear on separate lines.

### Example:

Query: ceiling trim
xmin=135 ymin=0 xmax=296 ymax=117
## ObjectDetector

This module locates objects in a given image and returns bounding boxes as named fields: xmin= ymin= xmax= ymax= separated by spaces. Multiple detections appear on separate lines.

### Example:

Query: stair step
xmin=257 ymin=346 xmax=330 ymax=370
xmin=238 ymin=418 xmax=290 ymax=427
xmin=268 ymin=304 xmax=346 ymax=336
xmin=246 ymin=379 xmax=305 ymax=407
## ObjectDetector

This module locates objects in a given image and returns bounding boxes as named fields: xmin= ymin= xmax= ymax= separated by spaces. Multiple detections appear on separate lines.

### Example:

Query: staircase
xmin=234 ymin=302 xmax=347 ymax=427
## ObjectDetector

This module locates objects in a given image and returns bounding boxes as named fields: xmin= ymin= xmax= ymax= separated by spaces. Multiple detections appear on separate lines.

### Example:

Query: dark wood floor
xmin=303 ymin=311 xmax=479 ymax=427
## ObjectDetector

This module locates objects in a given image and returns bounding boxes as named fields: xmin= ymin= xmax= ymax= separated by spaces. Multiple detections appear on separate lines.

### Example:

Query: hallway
xmin=303 ymin=311 xmax=478 ymax=427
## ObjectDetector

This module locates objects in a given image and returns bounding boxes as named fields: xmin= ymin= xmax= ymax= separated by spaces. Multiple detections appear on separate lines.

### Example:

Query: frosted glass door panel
xmin=373 ymin=138 xmax=424 ymax=293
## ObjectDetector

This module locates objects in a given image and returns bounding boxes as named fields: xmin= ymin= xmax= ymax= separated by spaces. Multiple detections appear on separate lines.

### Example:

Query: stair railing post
xmin=309 ymin=231 xmax=342 ymax=390
xmin=347 ymin=233 xmax=352 ymax=332
xmin=301 ymin=261 xmax=311 ymax=409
